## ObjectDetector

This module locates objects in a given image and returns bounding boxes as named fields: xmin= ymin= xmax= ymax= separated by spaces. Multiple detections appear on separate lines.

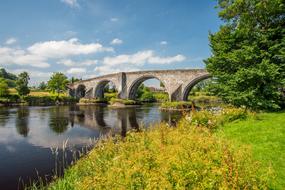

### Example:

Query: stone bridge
xmin=68 ymin=69 xmax=210 ymax=101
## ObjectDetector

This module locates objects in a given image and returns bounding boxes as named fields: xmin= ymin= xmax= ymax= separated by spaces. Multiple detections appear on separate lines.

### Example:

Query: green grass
xmin=216 ymin=111 xmax=285 ymax=189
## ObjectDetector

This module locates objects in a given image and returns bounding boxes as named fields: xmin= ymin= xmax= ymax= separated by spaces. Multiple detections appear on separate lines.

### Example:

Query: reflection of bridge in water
xmin=68 ymin=106 xmax=182 ymax=137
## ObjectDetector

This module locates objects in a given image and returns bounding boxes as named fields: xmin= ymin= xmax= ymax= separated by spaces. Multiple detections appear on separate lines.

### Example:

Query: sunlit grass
xmin=217 ymin=111 xmax=285 ymax=189
xmin=46 ymin=109 xmax=270 ymax=190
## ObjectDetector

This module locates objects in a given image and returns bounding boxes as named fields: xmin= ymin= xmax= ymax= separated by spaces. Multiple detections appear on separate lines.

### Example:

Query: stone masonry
xmin=68 ymin=69 xmax=210 ymax=101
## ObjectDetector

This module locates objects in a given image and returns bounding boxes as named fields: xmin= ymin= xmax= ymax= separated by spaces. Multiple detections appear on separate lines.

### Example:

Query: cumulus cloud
xmin=103 ymin=50 xmax=153 ymax=66
xmin=148 ymin=54 xmax=186 ymax=64
xmin=160 ymin=41 xmax=168 ymax=45
xmin=61 ymin=0 xmax=79 ymax=8
xmin=28 ymin=38 xmax=113 ymax=59
xmin=0 ymin=38 xmax=110 ymax=69
xmin=102 ymin=50 xmax=185 ymax=66
xmin=67 ymin=67 xmax=87 ymax=74
xmin=94 ymin=65 xmax=139 ymax=75
xmin=95 ymin=50 xmax=186 ymax=75
xmin=58 ymin=59 xmax=98 ymax=66
xmin=5 ymin=38 xmax=17 ymax=45
xmin=110 ymin=38 xmax=123 ymax=45
xmin=0 ymin=47 xmax=49 ymax=68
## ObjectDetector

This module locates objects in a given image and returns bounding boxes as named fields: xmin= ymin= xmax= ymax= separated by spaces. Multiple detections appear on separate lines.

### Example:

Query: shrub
xmin=110 ymin=98 xmax=138 ymax=105
xmin=186 ymin=108 xmax=249 ymax=129
xmin=221 ymin=108 xmax=248 ymax=123
xmin=187 ymin=110 xmax=220 ymax=129
xmin=79 ymin=98 xmax=107 ymax=104
xmin=104 ymin=92 xmax=117 ymax=101
xmin=140 ymin=91 xmax=156 ymax=102
xmin=160 ymin=101 xmax=194 ymax=110
xmin=153 ymin=92 xmax=169 ymax=102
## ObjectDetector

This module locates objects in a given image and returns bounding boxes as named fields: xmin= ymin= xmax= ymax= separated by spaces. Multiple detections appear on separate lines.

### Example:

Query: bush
xmin=221 ymin=108 xmax=248 ymax=123
xmin=160 ymin=101 xmax=194 ymax=110
xmin=110 ymin=98 xmax=138 ymax=105
xmin=104 ymin=93 xmax=117 ymax=102
xmin=153 ymin=92 xmax=169 ymax=102
xmin=79 ymin=98 xmax=107 ymax=104
xmin=186 ymin=108 xmax=249 ymax=129
xmin=140 ymin=91 xmax=156 ymax=102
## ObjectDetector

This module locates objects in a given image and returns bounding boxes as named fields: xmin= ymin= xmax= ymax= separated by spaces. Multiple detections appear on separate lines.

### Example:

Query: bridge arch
xmin=76 ymin=84 xmax=86 ymax=98
xmin=94 ymin=79 xmax=117 ymax=99
xmin=128 ymin=75 xmax=167 ymax=100
xmin=182 ymin=74 xmax=212 ymax=101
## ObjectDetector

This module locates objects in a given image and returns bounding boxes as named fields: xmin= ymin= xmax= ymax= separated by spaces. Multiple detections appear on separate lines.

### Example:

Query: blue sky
xmin=0 ymin=0 xmax=222 ymax=85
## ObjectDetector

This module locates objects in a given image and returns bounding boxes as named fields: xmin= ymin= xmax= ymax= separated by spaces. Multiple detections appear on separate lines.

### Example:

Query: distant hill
xmin=0 ymin=68 xmax=17 ymax=87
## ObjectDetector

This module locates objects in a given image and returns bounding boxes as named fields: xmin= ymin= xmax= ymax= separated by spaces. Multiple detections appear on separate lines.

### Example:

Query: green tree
xmin=205 ymin=0 xmax=285 ymax=110
xmin=16 ymin=72 xmax=30 ymax=96
xmin=0 ymin=68 xmax=17 ymax=87
xmin=38 ymin=81 xmax=47 ymax=91
xmin=0 ymin=78 xmax=9 ymax=97
xmin=47 ymin=72 xmax=69 ymax=96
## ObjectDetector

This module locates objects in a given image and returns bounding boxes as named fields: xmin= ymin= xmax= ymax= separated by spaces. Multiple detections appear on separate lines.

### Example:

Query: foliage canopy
xmin=0 ymin=78 xmax=9 ymax=97
xmin=205 ymin=0 xmax=285 ymax=110
xmin=47 ymin=72 xmax=69 ymax=96
xmin=16 ymin=72 xmax=30 ymax=96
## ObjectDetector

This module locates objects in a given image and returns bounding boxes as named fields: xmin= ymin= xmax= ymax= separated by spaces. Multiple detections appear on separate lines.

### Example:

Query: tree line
xmin=0 ymin=69 xmax=79 ymax=97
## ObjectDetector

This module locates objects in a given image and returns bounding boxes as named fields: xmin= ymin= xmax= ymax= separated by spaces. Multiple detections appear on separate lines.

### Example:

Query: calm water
xmin=0 ymin=104 xmax=182 ymax=190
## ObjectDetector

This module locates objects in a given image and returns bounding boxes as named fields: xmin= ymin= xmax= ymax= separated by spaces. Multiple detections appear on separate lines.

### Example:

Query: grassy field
xmin=42 ymin=109 xmax=277 ymax=190
xmin=217 ymin=111 xmax=285 ymax=189
xmin=8 ymin=88 xmax=67 ymax=96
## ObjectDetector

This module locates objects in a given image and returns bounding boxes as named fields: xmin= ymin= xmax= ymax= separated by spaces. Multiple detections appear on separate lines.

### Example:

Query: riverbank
xmin=42 ymin=108 xmax=285 ymax=189
xmin=0 ymin=94 xmax=78 ymax=106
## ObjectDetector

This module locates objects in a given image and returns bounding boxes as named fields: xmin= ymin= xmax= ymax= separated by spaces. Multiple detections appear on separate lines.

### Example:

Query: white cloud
xmin=61 ymin=0 xmax=79 ymax=8
xmin=57 ymin=59 xmax=75 ymax=66
xmin=0 ymin=38 xmax=110 ymax=69
xmin=160 ymin=41 xmax=168 ymax=45
xmin=0 ymin=47 xmax=49 ymax=68
xmin=103 ymin=50 xmax=153 ymax=66
xmin=95 ymin=50 xmax=186 ymax=75
xmin=28 ymin=38 xmax=113 ymax=59
xmin=94 ymin=65 xmax=139 ymax=75
xmin=67 ymin=67 xmax=86 ymax=74
xmin=110 ymin=38 xmax=123 ymax=45
xmin=58 ymin=59 xmax=98 ymax=66
xmin=148 ymin=54 xmax=186 ymax=64
xmin=5 ymin=38 xmax=17 ymax=45
xmin=102 ymin=50 xmax=185 ymax=66
xmin=110 ymin=17 xmax=119 ymax=22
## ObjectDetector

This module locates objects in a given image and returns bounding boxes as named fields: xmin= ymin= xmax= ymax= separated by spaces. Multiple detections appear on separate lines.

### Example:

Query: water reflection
xmin=49 ymin=107 xmax=69 ymax=134
xmin=0 ymin=108 xmax=9 ymax=127
xmin=16 ymin=107 xmax=29 ymax=137
xmin=0 ymin=105 xmax=183 ymax=190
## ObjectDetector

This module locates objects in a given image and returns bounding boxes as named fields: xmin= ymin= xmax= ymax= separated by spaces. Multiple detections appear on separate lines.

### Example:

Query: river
xmin=0 ymin=104 xmax=182 ymax=190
